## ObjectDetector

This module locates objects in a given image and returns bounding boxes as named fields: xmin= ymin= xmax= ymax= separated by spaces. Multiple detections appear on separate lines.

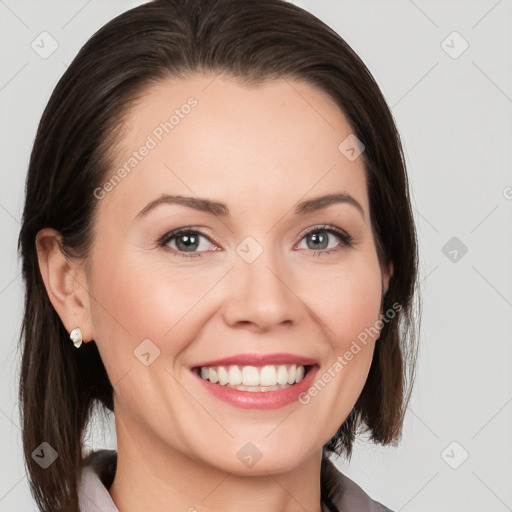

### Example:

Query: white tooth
xmin=276 ymin=365 xmax=289 ymax=385
xmin=228 ymin=365 xmax=242 ymax=385
xmin=218 ymin=366 xmax=229 ymax=385
xmin=295 ymin=365 xmax=305 ymax=383
xmin=242 ymin=366 xmax=260 ymax=386
xmin=208 ymin=367 xmax=219 ymax=383
xmin=201 ymin=364 xmax=307 ymax=387
xmin=287 ymin=364 xmax=297 ymax=384
xmin=260 ymin=365 xmax=278 ymax=386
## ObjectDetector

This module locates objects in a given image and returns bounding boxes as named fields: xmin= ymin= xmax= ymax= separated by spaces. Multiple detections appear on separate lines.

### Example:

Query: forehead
xmin=98 ymin=74 xmax=369 ymax=221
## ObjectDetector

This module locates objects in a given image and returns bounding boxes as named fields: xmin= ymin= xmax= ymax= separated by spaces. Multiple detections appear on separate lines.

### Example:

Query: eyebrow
xmin=136 ymin=192 xmax=365 ymax=221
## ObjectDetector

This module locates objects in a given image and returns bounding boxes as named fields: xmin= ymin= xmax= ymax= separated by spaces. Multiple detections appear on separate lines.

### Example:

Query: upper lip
xmin=191 ymin=352 xmax=318 ymax=369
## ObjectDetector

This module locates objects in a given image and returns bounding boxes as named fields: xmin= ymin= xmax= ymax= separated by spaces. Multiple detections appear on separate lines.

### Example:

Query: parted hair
xmin=17 ymin=0 xmax=420 ymax=510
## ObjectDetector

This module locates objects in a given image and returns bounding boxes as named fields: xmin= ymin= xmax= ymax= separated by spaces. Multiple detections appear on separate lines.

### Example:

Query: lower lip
xmin=191 ymin=366 xmax=319 ymax=410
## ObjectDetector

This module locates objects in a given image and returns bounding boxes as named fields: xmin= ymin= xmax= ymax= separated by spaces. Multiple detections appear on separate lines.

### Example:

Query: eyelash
xmin=157 ymin=225 xmax=354 ymax=259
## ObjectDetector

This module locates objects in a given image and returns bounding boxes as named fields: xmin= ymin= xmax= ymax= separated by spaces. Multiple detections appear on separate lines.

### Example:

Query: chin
xmin=196 ymin=440 xmax=313 ymax=476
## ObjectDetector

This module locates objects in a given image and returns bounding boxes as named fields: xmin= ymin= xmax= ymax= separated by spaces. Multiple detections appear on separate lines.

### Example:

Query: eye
xmin=296 ymin=225 xmax=354 ymax=257
xmin=158 ymin=224 xmax=354 ymax=259
xmin=158 ymin=228 xmax=218 ymax=258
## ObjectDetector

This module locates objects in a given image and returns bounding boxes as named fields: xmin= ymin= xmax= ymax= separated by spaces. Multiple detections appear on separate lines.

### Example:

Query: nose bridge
xmin=222 ymin=234 xmax=300 ymax=330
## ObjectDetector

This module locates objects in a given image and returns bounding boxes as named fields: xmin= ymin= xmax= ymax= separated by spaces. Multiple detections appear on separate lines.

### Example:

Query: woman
xmin=18 ymin=0 xmax=420 ymax=511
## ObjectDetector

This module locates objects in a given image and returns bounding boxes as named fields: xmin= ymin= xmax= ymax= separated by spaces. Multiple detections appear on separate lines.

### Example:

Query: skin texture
xmin=36 ymin=74 xmax=392 ymax=512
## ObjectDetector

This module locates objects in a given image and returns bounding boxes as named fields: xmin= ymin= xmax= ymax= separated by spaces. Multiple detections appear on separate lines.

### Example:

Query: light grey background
xmin=1 ymin=0 xmax=511 ymax=510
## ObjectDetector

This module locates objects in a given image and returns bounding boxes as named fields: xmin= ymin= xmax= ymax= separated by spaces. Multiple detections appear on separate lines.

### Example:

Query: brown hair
xmin=17 ymin=0 xmax=420 ymax=510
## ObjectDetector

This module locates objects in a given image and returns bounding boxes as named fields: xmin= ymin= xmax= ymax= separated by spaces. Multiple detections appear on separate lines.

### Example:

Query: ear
xmin=35 ymin=228 xmax=94 ymax=344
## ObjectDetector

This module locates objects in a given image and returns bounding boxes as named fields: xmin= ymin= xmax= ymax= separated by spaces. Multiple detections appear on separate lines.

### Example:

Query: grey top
xmin=78 ymin=450 xmax=394 ymax=512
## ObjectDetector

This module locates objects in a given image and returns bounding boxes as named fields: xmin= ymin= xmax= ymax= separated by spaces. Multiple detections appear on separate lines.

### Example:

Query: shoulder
xmin=322 ymin=457 xmax=395 ymax=512
xmin=336 ymin=471 xmax=394 ymax=512
xmin=78 ymin=450 xmax=119 ymax=512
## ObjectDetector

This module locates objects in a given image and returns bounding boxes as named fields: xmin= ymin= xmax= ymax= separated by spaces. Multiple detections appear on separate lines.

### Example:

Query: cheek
xmin=87 ymin=245 xmax=227 ymax=366
xmin=89 ymin=243 xmax=383 ymax=346
xmin=296 ymin=254 xmax=384 ymax=349
xmin=88 ymin=232 xmax=383 ymax=382
xmin=293 ymin=253 xmax=383 ymax=440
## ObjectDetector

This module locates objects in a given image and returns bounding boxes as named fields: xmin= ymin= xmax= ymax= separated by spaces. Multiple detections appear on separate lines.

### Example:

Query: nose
xmin=222 ymin=247 xmax=303 ymax=332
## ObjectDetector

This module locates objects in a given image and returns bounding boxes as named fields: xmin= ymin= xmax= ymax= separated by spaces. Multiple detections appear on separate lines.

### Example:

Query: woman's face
xmin=83 ymin=74 xmax=391 ymax=473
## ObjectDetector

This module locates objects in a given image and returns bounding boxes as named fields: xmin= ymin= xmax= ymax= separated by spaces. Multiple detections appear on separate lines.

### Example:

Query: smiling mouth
xmin=192 ymin=363 xmax=314 ymax=392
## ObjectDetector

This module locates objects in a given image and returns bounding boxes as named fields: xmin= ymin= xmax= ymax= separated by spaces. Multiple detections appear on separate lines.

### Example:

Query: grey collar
xmin=78 ymin=450 xmax=394 ymax=512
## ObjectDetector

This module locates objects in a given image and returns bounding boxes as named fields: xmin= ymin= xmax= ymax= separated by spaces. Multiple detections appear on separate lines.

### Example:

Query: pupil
xmin=177 ymin=234 xmax=198 ymax=252
xmin=308 ymin=232 xmax=327 ymax=250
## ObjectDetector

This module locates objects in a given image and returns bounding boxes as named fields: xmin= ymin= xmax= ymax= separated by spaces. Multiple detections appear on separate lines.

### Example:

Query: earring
xmin=70 ymin=327 xmax=83 ymax=348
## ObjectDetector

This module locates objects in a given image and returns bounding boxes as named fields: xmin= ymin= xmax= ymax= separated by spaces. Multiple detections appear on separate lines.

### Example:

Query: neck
xmin=108 ymin=411 xmax=325 ymax=512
